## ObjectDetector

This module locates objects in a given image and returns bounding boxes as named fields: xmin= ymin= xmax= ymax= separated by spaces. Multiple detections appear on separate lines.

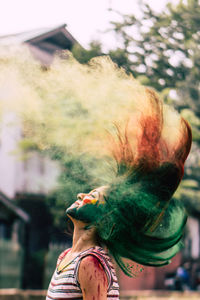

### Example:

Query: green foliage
xmin=19 ymin=139 xmax=39 ymax=151
xmin=109 ymin=1 xmax=198 ymax=88
xmin=71 ymin=41 xmax=103 ymax=64
xmin=0 ymin=241 xmax=23 ymax=288
xmin=107 ymin=0 xmax=200 ymax=214
xmin=108 ymin=0 xmax=200 ymax=121
xmin=108 ymin=48 xmax=130 ymax=73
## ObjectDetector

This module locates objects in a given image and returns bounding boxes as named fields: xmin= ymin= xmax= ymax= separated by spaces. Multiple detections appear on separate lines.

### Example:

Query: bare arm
xmin=78 ymin=255 xmax=108 ymax=300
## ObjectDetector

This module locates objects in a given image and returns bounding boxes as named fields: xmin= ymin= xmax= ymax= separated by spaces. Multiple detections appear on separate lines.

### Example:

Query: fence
xmin=0 ymin=289 xmax=200 ymax=300
xmin=0 ymin=240 xmax=23 ymax=288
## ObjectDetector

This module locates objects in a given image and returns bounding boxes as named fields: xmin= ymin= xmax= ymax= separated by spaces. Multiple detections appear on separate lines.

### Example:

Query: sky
xmin=0 ymin=0 xmax=177 ymax=50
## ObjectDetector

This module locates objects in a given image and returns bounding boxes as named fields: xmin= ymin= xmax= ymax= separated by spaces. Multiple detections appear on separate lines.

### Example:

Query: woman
xmin=46 ymin=186 xmax=119 ymax=300
xmin=46 ymin=87 xmax=192 ymax=299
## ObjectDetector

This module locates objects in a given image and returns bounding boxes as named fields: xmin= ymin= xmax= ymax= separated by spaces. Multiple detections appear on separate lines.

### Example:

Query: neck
xmin=70 ymin=219 xmax=98 ymax=253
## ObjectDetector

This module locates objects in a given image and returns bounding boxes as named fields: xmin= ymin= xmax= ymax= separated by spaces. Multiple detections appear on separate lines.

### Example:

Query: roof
xmin=0 ymin=24 xmax=79 ymax=47
xmin=0 ymin=191 xmax=30 ymax=222
xmin=0 ymin=24 xmax=81 ymax=65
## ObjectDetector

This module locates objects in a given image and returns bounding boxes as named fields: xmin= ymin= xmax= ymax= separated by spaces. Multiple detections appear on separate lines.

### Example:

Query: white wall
xmin=186 ymin=217 xmax=200 ymax=259
xmin=0 ymin=113 xmax=21 ymax=198
xmin=0 ymin=113 xmax=60 ymax=198
xmin=15 ymin=152 xmax=60 ymax=194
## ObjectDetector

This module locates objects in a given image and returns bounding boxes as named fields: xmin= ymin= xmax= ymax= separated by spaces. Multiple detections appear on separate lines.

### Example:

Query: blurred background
xmin=0 ymin=0 xmax=200 ymax=298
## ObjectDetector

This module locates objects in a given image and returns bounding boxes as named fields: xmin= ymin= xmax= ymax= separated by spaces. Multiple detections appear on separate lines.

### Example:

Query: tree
xmin=107 ymin=0 xmax=200 ymax=137
xmin=72 ymin=41 xmax=104 ymax=64
xmin=108 ymin=1 xmax=199 ymax=91
xmin=107 ymin=0 xmax=200 ymax=213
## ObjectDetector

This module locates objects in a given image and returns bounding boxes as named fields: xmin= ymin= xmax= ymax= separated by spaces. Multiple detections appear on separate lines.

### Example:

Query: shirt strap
xmin=56 ymin=248 xmax=71 ymax=267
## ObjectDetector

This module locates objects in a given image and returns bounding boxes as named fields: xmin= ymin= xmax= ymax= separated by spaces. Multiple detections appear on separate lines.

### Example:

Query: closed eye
xmin=89 ymin=191 xmax=99 ymax=199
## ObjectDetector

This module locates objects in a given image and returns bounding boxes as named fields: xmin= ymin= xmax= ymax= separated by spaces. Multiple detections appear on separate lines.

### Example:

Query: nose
xmin=77 ymin=193 xmax=86 ymax=200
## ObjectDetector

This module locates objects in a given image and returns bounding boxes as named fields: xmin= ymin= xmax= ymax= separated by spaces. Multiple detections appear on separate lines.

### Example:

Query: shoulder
xmin=79 ymin=255 xmax=106 ymax=273
xmin=78 ymin=248 xmax=115 ymax=287
xmin=78 ymin=255 xmax=108 ymax=297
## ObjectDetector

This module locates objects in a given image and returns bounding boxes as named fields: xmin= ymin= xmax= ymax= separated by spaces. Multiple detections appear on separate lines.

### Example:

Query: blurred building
xmin=0 ymin=24 xmax=79 ymax=196
xmin=0 ymin=24 xmax=79 ymax=66
xmin=0 ymin=24 xmax=79 ymax=197
xmin=0 ymin=24 xmax=79 ymax=289
xmin=0 ymin=190 xmax=29 ymax=288
xmin=0 ymin=24 xmax=79 ymax=198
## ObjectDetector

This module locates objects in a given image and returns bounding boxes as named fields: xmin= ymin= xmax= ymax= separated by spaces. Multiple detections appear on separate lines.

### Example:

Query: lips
xmin=75 ymin=200 xmax=82 ymax=205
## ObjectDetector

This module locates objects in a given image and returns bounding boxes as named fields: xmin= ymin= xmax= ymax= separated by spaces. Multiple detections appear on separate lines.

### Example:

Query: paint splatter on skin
xmin=79 ymin=255 xmax=108 ymax=300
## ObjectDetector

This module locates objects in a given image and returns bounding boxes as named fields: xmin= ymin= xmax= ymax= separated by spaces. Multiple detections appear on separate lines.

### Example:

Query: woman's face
xmin=66 ymin=186 xmax=108 ymax=220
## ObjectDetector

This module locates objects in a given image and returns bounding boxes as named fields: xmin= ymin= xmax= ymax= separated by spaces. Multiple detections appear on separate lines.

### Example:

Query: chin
xmin=66 ymin=206 xmax=85 ymax=222
xmin=66 ymin=205 xmax=92 ymax=224
xmin=66 ymin=206 xmax=78 ymax=218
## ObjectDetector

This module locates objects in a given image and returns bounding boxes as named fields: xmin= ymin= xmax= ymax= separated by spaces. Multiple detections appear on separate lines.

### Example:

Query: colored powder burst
xmin=0 ymin=46 xmax=183 ymax=159
xmin=0 ymin=46 xmax=192 ymax=276
xmin=0 ymin=48 xmax=152 ymax=149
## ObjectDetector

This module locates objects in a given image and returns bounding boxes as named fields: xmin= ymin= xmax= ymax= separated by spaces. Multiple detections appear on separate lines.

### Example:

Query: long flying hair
xmin=95 ymin=88 xmax=192 ymax=276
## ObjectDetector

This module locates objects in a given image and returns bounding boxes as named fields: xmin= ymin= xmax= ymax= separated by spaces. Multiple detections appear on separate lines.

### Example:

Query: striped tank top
xmin=46 ymin=246 xmax=119 ymax=299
